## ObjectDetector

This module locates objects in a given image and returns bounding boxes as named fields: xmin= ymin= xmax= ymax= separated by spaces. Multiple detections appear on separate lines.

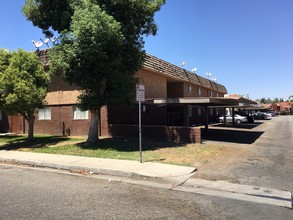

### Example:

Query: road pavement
xmin=0 ymin=115 xmax=293 ymax=219
xmin=1 ymin=164 xmax=292 ymax=220
xmin=228 ymin=116 xmax=293 ymax=191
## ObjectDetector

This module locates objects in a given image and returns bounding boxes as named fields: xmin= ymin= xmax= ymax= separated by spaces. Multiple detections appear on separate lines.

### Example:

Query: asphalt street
xmin=228 ymin=116 xmax=293 ymax=191
xmin=0 ymin=116 xmax=293 ymax=219
xmin=1 ymin=164 xmax=292 ymax=219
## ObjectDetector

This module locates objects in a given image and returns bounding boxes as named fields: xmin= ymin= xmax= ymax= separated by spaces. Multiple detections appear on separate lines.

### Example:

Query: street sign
xmin=136 ymin=84 xmax=145 ymax=163
xmin=136 ymin=84 xmax=145 ymax=102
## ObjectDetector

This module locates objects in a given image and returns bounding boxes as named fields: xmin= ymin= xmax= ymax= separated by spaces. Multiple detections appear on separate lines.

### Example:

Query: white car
xmin=264 ymin=112 xmax=273 ymax=117
xmin=219 ymin=114 xmax=248 ymax=124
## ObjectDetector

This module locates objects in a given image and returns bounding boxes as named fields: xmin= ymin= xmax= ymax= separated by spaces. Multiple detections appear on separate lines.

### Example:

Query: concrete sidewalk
xmin=0 ymin=150 xmax=196 ymax=178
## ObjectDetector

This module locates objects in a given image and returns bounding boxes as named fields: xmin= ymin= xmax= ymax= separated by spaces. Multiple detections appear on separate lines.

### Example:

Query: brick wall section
xmin=33 ymin=106 xmax=90 ymax=136
xmin=9 ymin=116 xmax=22 ymax=134
xmin=0 ymin=115 xmax=23 ymax=134
xmin=108 ymin=124 xmax=201 ymax=143
xmin=107 ymin=104 xmax=167 ymax=126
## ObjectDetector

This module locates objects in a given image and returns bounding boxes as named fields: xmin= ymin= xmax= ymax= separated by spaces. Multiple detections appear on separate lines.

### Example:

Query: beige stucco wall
xmin=45 ymin=90 xmax=80 ymax=105
xmin=135 ymin=69 xmax=167 ymax=99
xmin=186 ymin=85 xmax=223 ymax=98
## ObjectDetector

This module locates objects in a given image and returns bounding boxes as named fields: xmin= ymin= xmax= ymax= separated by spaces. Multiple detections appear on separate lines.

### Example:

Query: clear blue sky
xmin=1 ymin=0 xmax=292 ymax=100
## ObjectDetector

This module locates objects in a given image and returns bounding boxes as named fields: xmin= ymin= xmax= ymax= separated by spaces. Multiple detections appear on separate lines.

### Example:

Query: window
xmin=188 ymin=106 xmax=192 ymax=117
xmin=210 ymin=90 xmax=213 ymax=97
xmin=0 ymin=110 xmax=2 ymax=121
xmin=198 ymin=88 xmax=201 ymax=96
xmin=73 ymin=107 xmax=89 ymax=120
xmin=38 ymin=107 xmax=51 ymax=120
xmin=188 ymin=85 xmax=192 ymax=94
xmin=198 ymin=108 xmax=202 ymax=116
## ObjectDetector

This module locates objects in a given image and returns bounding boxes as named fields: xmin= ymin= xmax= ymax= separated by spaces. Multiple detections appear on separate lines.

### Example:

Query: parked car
xmin=235 ymin=111 xmax=254 ymax=123
xmin=219 ymin=114 xmax=248 ymax=124
xmin=252 ymin=112 xmax=268 ymax=120
xmin=264 ymin=112 xmax=273 ymax=118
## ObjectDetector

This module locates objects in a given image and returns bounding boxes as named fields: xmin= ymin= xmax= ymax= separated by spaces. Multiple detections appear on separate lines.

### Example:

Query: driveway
xmin=196 ymin=116 xmax=293 ymax=192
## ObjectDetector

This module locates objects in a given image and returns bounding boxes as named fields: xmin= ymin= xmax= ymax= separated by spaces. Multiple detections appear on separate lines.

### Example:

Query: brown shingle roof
xmin=36 ymin=49 xmax=50 ymax=66
xmin=143 ymin=54 xmax=227 ymax=94
xmin=36 ymin=49 xmax=227 ymax=94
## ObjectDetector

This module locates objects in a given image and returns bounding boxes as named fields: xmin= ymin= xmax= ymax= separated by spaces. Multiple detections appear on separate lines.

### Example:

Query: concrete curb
xmin=0 ymin=157 xmax=137 ymax=178
xmin=0 ymin=151 xmax=196 ymax=179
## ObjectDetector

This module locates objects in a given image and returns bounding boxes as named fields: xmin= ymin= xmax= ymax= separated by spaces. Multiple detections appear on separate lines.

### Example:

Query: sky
xmin=0 ymin=0 xmax=292 ymax=101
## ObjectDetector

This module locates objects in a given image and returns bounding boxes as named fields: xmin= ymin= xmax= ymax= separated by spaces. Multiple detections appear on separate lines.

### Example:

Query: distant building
xmin=272 ymin=102 xmax=293 ymax=114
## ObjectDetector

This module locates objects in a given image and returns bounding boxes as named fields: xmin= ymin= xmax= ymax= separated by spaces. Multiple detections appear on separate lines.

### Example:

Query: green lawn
xmin=0 ymin=135 xmax=226 ymax=166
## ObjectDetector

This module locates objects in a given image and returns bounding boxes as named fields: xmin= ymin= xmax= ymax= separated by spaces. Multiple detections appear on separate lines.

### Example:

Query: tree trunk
xmin=86 ymin=109 xmax=100 ymax=145
xmin=27 ymin=116 xmax=34 ymax=142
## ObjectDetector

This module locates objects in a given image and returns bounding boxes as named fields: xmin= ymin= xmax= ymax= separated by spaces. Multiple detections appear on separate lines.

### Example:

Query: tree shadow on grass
xmin=76 ymin=137 xmax=186 ymax=152
xmin=0 ymin=135 xmax=73 ymax=151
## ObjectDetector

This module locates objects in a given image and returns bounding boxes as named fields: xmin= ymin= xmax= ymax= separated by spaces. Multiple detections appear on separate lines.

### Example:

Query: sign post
xmin=136 ymin=85 xmax=145 ymax=163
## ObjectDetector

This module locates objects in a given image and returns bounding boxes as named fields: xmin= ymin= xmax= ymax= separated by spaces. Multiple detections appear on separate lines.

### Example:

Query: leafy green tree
xmin=0 ymin=49 xmax=50 ymax=141
xmin=260 ymin=98 xmax=267 ymax=104
xmin=23 ymin=0 xmax=165 ymax=144
xmin=266 ymin=98 xmax=272 ymax=104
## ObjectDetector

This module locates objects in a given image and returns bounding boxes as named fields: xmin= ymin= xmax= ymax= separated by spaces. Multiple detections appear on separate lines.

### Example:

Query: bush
xmin=280 ymin=111 xmax=287 ymax=115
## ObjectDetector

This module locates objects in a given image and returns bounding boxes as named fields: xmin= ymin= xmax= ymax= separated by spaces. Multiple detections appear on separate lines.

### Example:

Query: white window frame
xmin=73 ymin=106 xmax=89 ymax=120
xmin=38 ymin=107 xmax=51 ymax=120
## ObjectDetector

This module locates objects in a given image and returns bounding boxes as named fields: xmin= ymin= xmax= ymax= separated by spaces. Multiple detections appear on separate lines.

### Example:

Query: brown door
xmin=9 ymin=115 xmax=23 ymax=134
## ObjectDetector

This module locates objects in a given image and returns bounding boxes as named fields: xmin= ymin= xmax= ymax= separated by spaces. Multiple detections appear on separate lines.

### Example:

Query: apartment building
xmin=1 ymin=50 xmax=237 ymax=143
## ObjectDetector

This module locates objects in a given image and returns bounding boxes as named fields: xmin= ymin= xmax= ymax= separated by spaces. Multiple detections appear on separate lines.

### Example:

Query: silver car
xmin=219 ymin=114 xmax=248 ymax=124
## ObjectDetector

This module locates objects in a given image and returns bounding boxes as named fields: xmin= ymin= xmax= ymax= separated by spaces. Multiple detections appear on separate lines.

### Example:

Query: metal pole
xmin=139 ymin=101 xmax=142 ymax=163
xmin=205 ymin=106 xmax=209 ymax=130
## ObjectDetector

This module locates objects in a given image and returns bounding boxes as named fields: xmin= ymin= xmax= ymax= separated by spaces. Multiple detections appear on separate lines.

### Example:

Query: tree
xmin=273 ymin=98 xmax=279 ymax=103
xmin=260 ymin=98 xmax=267 ymax=104
xmin=266 ymin=97 xmax=272 ymax=104
xmin=23 ymin=0 xmax=165 ymax=144
xmin=0 ymin=49 xmax=50 ymax=141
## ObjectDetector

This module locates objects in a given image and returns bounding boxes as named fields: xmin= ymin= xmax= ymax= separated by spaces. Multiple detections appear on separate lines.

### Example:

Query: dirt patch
xmin=194 ymin=143 xmax=251 ymax=181
xmin=152 ymin=144 xmax=227 ymax=166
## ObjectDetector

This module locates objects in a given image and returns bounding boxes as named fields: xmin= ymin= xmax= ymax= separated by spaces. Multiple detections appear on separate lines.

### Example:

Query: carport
xmin=149 ymin=96 xmax=257 ymax=130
